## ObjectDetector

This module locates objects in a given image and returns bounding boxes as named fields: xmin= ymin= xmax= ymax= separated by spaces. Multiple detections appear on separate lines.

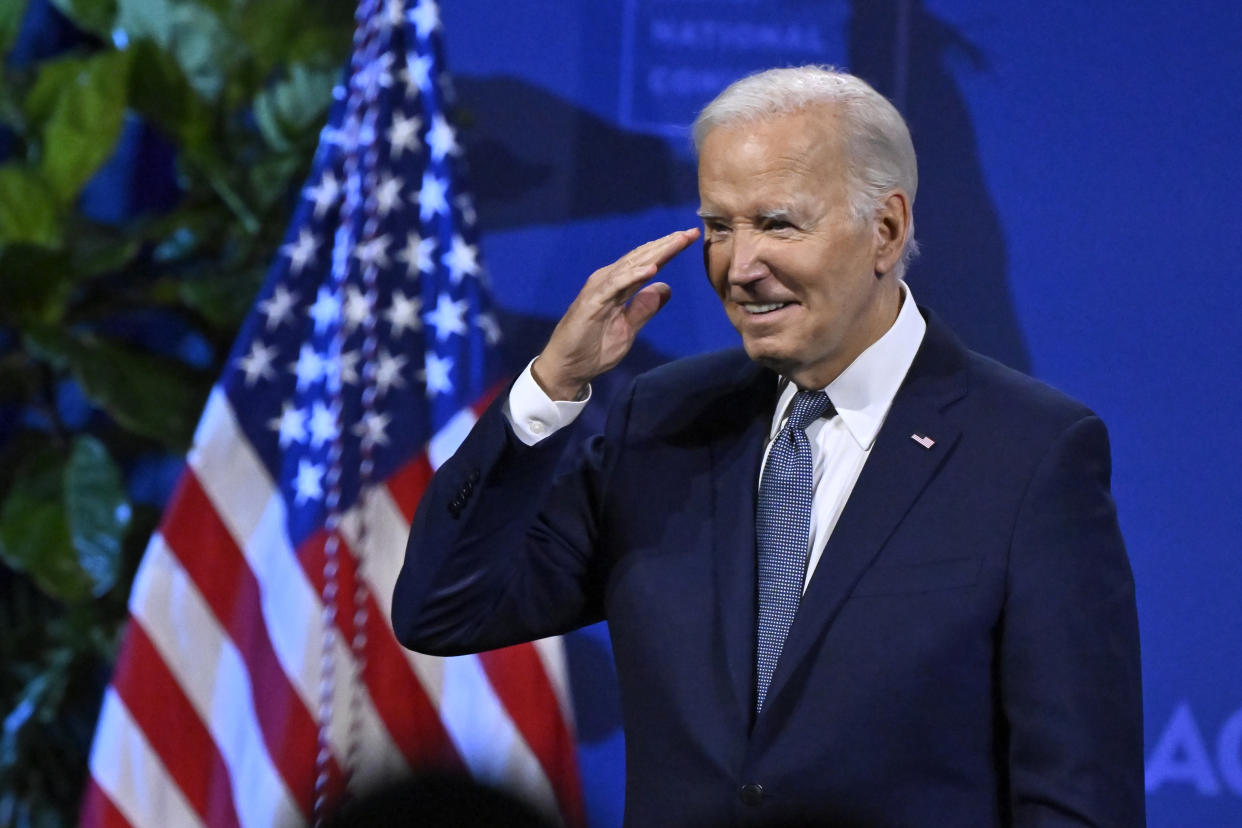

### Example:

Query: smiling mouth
xmin=740 ymin=302 xmax=791 ymax=314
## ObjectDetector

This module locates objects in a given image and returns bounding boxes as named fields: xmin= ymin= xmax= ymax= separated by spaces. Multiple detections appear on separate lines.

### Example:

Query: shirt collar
xmin=771 ymin=281 xmax=927 ymax=450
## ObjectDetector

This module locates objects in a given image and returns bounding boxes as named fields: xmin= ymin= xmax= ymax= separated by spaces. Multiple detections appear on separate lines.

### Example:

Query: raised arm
xmin=391 ymin=228 xmax=699 ymax=655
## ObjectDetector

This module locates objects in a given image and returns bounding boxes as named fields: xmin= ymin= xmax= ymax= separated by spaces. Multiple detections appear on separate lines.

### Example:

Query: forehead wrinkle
xmin=698 ymin=117 xmax=846 ymax=222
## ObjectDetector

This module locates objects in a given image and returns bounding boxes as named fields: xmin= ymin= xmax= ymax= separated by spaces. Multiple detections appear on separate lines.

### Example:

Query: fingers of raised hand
xmin=591 ymin=228 xmax=700 ymax=297
xmin=623 ymin=282 xmax=672 ymax=330
xmin=625 ymin=227 xmax=700 ymax=271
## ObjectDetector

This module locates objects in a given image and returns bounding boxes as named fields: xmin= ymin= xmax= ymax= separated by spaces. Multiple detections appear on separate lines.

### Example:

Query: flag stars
xmin=353 ymin=411 xmax=391 ymax=450
xmin=281 ymin=228 xmax=320 ymax=274
xmin=306 ymin=170 xmax=342 ymax=218
xmin=384 ymin=0 xmax=406 ymax=28
xmin=407 ymin=0 xmax=440 ymax=38
xmin=402 ymin=54 xmax=434 ymax=97
xmin=236 ymin=340 xmax=278 ymax=385
xmin=268 ymin=402 xmax=308 ymax=448
xmin=396 ymin=232 xmax=436 ymax=277
xmin=442 ymin=234 xmax=480 ymax=284
xmin=454 ymin=193 xmax=477 ymax=226
xmin=308 ymin=401 xmax=338 ymax=449
xmin=374 ymin=172 xmax=405 ymax=216
xmin=340 ymin=349 xmax=361 ymax=385
xmin=259 ymin=285 xmax=299 ymax=331
xmin=374 ymin=349 xmax=409 ymax=396
xmin=423 ymin=353 xmax=454 ymax=396
xmin=343 ymin=285 xmax=372 ymax=333
xmin=353 ymin=234 xmax=391 ymax=270
xmin=292 ymin=344 xmax=326 ymax=391
xmin=385 ymin=291 xmax=423 ymax=336
xmin=293 ymin=458 xmax=325 ymax=504
xmin=424 ymin=293 xmax=469 ymax=341
xmin=476 ymin=312 xmax=502 ymax=345
xmin=309 ymin=286 xmax=341 ymax=333
xmin=387 ymin=111 xmax=422 ymax=157
xmin=426 ymin=113 xmax=459 ymax=161
xmin=355 ymin=52 xmax=394 ymax=99
xmin=418 ymin=172 xmax=449 ymax=221
xmin=340 ymin=114 xmax=366 ymax=152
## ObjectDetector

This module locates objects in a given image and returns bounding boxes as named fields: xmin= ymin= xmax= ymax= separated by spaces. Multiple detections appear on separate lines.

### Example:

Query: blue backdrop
xmin=437 ymin=1 xmax=1242 ymax=825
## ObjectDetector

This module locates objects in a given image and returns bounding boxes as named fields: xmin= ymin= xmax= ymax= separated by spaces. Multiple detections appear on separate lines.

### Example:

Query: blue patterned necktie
xmin=755 ymin=389 xmax=834 ymax=715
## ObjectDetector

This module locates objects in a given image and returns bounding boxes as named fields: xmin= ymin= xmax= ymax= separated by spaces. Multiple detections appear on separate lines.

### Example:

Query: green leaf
xmin=0 ymin=66 xmax=27 ymax=136
xmin=24 ymin=328 xmax=205 ymax=448
xmin=35 ymin=50 xmax=133 ymax=203
xmin=177 ymin=266 xmax=265 ymax=328
xmin=235 ymin=0 xmax=352 ymax=72
xmin=65 ymin=222 xmax=142 ymax=279
xmin=46 ymin=0 xmax=118 ymax=38
xmin=0 ymin=0 xmax=29 ymax=57
xmin=24 ymin=54 xmax=90 ymax=127
xmin=0 ymin=648 xmax=72 ymax=769
xmin=0 ymin=244 xmax=74 ymax=325
xmin=114 ymin=0 xmax=174 ymax=48
xmin=0 ymin=449 xmax=92 ymax=602
xmin=170 ymin=2 xmax=246 ymax=103
xmin=64 ymin=435 xmax=129 ymax=597
xmin=0 ymin=165 xmax=62 ymax=247
xmin=118 ymin=0 xmax=243 ymax=103
xmin=248 ymin=152 xmax=303 ymax=213
xmin=126 ymin=39 xmax=211 ymax=156
xmin=253 ymin=62 xmax=336 ymax=152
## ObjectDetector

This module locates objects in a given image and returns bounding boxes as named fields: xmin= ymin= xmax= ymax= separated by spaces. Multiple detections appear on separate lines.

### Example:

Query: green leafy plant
xmin=0 ymin=0 xmax=352 ymax=823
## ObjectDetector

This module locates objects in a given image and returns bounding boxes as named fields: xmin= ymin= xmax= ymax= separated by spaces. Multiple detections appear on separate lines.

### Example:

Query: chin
xmin=741 ymin=339 xmax=796 ymax=376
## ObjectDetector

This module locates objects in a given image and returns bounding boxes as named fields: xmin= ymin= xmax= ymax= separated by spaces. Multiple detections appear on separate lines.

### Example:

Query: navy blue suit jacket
xmin=392 ymin=311 xmax=1144 ymax=827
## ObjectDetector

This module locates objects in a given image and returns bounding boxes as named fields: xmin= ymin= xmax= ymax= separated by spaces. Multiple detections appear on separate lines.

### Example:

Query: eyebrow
xmin=694 ymin=207 xmax=801 ymax=222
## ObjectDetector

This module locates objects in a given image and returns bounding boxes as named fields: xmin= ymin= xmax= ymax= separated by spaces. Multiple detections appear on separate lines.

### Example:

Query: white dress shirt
xmin=764 ymin=283 xmax=925 ymax=589
xmin=505 ymin=283 xmax=927 ymax=591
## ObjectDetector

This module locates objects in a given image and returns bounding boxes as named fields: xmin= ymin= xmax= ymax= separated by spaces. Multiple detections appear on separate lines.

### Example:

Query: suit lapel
xmin=761 ymin=312 xmax=970 ymax=716
xmin=707 ymin=359 xmax=778 ymax=720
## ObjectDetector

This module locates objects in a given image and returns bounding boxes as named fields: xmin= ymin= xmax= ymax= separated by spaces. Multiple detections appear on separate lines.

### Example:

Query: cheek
xmin=703 ymin=242 xmax=729 ymax=295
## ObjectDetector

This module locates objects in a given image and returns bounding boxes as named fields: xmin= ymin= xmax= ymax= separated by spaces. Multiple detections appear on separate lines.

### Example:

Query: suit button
xmin=738 ymin=783 xmax=764 ymax=806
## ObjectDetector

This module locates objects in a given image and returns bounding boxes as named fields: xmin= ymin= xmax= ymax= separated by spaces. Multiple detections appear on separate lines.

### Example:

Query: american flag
xmin=81 ymin=0 xmax=584 ymax=825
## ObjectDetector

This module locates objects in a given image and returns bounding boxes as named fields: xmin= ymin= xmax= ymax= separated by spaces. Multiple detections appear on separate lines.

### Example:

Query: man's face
xmin=697 ymin=107 xmax=903 ymax=389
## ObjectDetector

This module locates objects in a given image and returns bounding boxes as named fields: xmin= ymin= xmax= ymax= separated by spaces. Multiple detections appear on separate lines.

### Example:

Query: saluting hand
xmin=532 ymin=228 xmax=701 ymax=401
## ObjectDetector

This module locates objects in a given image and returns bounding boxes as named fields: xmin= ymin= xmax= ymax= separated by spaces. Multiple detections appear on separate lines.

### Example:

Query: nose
xmin=727 ymin=228 xmax=765 ymax=286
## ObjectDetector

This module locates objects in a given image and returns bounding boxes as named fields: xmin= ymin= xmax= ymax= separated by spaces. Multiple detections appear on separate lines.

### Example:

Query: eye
xmin=702 ymin=219 xmax=731 ymax=239
xmin=761 ymin=217 xmax=795 ymax=232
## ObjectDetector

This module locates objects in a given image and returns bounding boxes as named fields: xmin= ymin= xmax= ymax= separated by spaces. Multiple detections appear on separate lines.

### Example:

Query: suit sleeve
xmin=390 ymin=383 xmax=626 ymax=656
xmin=1003 ymin=414 xmax=1145 ymax=827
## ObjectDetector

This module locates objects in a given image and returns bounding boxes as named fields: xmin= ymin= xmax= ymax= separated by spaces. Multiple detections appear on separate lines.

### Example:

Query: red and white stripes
xmin=84 ymin=388 xmax=584 ymax=827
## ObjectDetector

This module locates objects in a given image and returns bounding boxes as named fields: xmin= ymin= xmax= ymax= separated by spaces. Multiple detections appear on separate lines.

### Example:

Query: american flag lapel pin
xmin=910 ymin=433 xmax=936 ymax=449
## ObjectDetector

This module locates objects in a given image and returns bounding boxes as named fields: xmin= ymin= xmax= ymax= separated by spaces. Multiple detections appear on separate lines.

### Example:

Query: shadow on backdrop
xmin=850 ymin=0 xmax=1030 ymax=371
xmin=457 ymin=75 xmax=698 ymax=232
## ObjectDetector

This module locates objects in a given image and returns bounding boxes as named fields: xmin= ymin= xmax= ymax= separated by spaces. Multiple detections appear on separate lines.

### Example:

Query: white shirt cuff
xmin=504 ymin=358 xmax=591 ymax=446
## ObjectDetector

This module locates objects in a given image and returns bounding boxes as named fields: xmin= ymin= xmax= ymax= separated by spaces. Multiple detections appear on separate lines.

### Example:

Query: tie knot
xmin=785 ymin=390 xmax=834 ymax=432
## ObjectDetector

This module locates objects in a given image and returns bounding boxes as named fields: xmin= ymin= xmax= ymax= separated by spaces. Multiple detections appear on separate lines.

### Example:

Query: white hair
xmin=693 ymin=65 xmax=920 ymax=274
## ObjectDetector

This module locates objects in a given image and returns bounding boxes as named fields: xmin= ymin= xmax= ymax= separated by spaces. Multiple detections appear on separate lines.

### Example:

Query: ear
xmin=873 ymin=190 xmax=911 ymax=276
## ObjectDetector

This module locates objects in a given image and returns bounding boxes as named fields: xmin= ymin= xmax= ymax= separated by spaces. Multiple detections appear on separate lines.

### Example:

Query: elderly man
xmin=392 ymin=66 xmax=1143 ymax=827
